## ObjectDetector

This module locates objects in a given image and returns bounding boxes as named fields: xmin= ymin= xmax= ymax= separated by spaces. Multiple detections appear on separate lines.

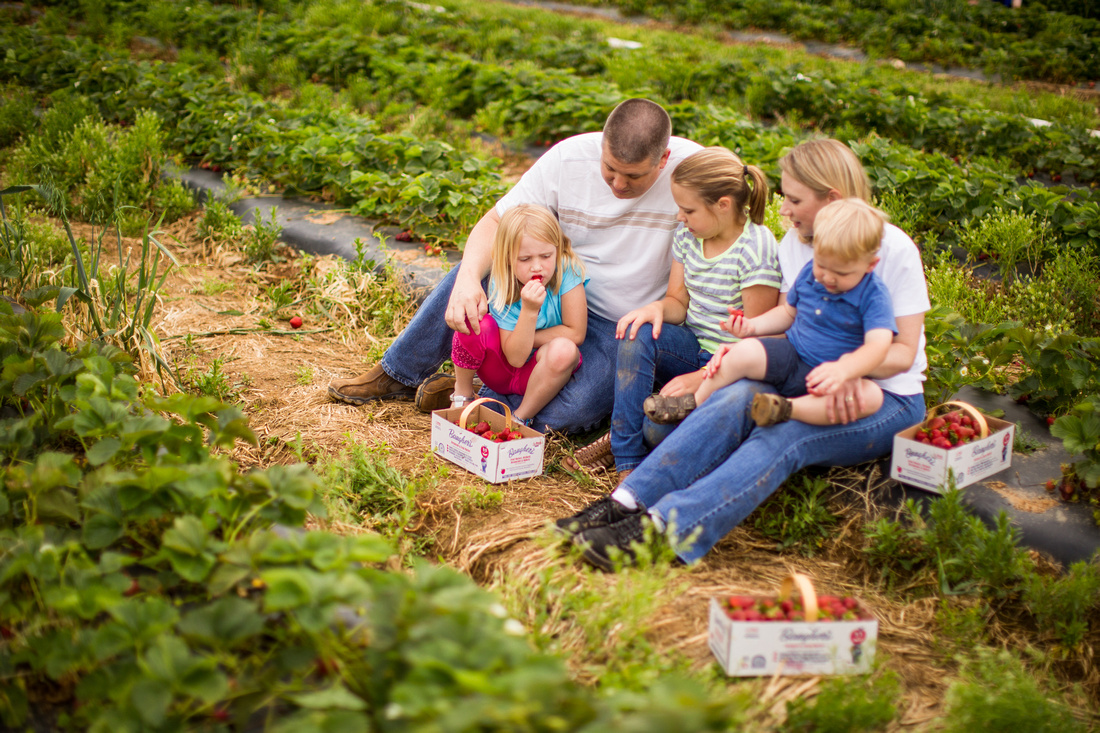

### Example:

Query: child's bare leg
xmin=453 ymin=367 xmax=477 ymax=401
xmin=695 ymin=339 xmax=769 ymax=406
xmin=514 ymin=338 xmax=579 ymax=422
xmin=788 ymin=380 xmax=884 ymax=425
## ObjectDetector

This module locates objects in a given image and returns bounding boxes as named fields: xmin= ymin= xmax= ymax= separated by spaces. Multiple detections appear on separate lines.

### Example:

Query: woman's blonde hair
xmin=489 ymin=204 xmax=585 ymax=312
xmin=812 ymin=199 xmax=886 ymax=262
xmin=778 ymin=139 xmax=872 ymax=203
xmin=671 ymin=147 xmax=770 ymax=226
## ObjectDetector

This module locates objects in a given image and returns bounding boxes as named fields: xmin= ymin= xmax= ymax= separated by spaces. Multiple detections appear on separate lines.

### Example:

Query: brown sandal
xmin=751 ymin=393 xmax=793 ymax=426
xmin=643 ymin=393 xmax=696 ymax=424
xmin=562 ymin=432 xmax=614 ymax=473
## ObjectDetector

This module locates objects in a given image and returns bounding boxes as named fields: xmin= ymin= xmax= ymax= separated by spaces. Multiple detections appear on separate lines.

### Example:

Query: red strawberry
xmin=474 ymin=422 xmax=491 ymax=434
xmin=484 ymin=431 xmax=496 ymax=441
xmin=289 ymin=316 xmax=303 ymax=329
xmin=509 ymin=431 xmax=523 ymax=440
xmin=395 ymin=230 xmax=412 ymax=242
xmin=1045 ymin=479 xmax=1056 ymax=492
xmin=728 ymin=308 xmax=744 ymax=318
xmin=1047 ymin=416 xmax=1056 ymax=425
xmin=531 ymin=274 xmax=543 ymax=282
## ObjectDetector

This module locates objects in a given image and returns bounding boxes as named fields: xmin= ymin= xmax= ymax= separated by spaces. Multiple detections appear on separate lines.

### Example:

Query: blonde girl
xmin=450 ymin=204 xmax=588 ymax=425
xmin=563 ymin=146 xmax=781 ymax=476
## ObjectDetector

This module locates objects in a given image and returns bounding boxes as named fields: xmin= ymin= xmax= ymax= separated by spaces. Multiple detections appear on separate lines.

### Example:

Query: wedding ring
xmin=845 ymin=397 xmax=854 ymax=402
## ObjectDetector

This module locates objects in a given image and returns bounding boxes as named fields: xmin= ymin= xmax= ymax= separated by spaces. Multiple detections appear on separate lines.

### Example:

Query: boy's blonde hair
xmin=778 ymin=138 xmax=872 ymax=204
xmin=671 ymin=147 xmax=770 ymax=226
xmin=811 ymin=199 xmax=886 ymax=262
xmin=489 ymin=204 xmax=585 ymax=312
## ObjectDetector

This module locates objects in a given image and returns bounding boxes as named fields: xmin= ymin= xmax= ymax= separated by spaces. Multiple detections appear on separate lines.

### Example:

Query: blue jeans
xmin=380 ymin=264 xmax=617 ymax=434
xmin=619 ymin=379 xmax=925 ymax=564
xmin=611 ymin=323 xmax=710 ymax=471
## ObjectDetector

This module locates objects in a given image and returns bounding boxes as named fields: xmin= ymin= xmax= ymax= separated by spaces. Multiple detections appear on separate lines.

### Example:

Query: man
xmin=328 ymin=99 xmax=702 ymax=433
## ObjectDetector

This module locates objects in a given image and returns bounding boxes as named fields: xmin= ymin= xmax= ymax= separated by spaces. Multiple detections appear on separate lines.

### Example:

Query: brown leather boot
xmin=414 ymin=373 xmax=458 ymax=413
xmin=327 ymin=365 xmax=416 ymax=405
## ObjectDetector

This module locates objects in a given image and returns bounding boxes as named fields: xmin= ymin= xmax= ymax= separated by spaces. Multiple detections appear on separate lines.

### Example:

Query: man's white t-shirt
xmin=778 ymin=223 xmax=929 ymax=396
xmin=495 ymin=132 xmax=703 ymax=322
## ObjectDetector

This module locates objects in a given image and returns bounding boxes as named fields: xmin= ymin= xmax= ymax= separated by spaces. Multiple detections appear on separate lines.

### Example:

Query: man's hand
xmin=445 ymin=276 xmax=489 ymax=334
xmin=616 ymin=301 xmax=665 ymax=340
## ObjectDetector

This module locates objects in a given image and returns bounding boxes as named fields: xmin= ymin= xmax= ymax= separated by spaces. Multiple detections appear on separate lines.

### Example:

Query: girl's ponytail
xmin=744 ymin=164 xmax=769 ymax=225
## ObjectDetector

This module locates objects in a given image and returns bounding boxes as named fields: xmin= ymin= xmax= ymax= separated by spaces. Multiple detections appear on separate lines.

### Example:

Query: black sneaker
xmin=574 ymin=513 xmax=649 ymax=572
xmin=554 ymin=496 xmax=638 ymax=537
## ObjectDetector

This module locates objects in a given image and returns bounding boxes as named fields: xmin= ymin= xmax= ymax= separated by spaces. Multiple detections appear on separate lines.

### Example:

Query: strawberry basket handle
xmin=925 ymin=401 xmax=989 ymax=439
xmin=779 ymin=573 xmax=819 ymax=623
xmin=459 ymin=397 xmax=515 ymax=433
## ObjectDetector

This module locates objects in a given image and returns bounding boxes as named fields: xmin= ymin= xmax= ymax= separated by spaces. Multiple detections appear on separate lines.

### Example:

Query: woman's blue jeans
xmin=611 ymin=323 xmax=710 ymax=471
xmin=378 ymin=264 xmax=618 ymax=434
xmin=619 ymin=379 xmax=925 ymax=564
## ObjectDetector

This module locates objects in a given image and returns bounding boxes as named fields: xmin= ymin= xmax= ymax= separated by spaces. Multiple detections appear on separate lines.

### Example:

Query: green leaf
xmin=178 ymin=597 xmax=265 ymax=645
xmin=87 ymin=438 xmax=122 ymax=466
xmin=287 ymin=684 xmax=367 ymax=711
xmin=130 ymin=677 xmax=172 ymax=728
xmin=83 ymin=513 xmax=123 ymax=549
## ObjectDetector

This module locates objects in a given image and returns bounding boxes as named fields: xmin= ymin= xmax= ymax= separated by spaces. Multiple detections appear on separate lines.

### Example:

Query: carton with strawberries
xmin=889 ymin=401 xmax=1014 ymax=492
xmin=708 ymin=574 xmax=878 ymax=676
xmin=430 ymin=397 xmax=545 ymax=483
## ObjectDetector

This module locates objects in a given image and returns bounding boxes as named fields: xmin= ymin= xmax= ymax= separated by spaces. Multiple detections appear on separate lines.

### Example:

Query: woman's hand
xmin=813 ymin=377 xmax=863 ymax=424
xmin=659 ymin=369 xmax=706 ymax=396
xmin=616 ymin=301 xmax=665 ymax=340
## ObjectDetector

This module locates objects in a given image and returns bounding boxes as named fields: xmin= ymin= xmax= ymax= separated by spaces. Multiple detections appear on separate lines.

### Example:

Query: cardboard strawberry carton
xmin=708 ymin=574 xmax=878 ymax=677
xmin=430 ymin=397 xmax=544 ymax=484
xmin=890 ymin=401 xmax=1014 ymax=492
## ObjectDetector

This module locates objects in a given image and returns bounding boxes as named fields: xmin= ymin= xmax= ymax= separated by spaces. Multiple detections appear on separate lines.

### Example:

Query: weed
xmin=318 ymin=441 xmax=430 ymax=557
xmin=460 ymin=485 xmax=503 ymax=511
xmin=197 ymin=199 xmax=244 ymax=243
xmin=185 ymin=356 xmax=240 ymax=401
xmin=941 ymin=648 xmax=1086 ymax=733
xmin=265 ymin=281 xmax=297 ymax=312
xmin=194 ymin=278 xmax=233 ymax=296
xmin=751 ymin=473 xmax=838 ymax=555
xmin=862 ymin=502 xmax=933 ymax=587
xmin=1022 ymin=560 xmax=1100 ymax=650
xmin=1013 ymin=423 xmax=1045 ymax=454
xmin=241 ymin=207 xmax=282 ymax=263
xmin=932 ymin=598 xmax=988 ymax=658
xmin=958 ymin=209 xmax=1052 ymax=285
xmin=294 ymin=365 xmax=314 ymax=385
xmin=782 ymin=667 xmax=899 ymax=733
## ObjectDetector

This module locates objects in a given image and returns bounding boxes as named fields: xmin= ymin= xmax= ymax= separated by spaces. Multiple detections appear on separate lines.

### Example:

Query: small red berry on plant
xmin=289 ymin=316 xmax=303 ymax=329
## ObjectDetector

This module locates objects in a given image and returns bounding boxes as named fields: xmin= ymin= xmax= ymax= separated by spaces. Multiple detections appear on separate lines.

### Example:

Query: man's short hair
xmin=602 ymin=99 xmax=672 ymax=165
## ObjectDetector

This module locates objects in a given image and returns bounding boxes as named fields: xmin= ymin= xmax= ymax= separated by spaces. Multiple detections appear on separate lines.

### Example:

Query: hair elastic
xmin=742 ymin=165 xmax=748 ymax=177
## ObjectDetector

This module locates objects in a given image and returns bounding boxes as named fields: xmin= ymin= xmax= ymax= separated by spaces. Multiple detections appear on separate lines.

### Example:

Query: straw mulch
xmin=66 ymin=212 xmax=1097 ymax=729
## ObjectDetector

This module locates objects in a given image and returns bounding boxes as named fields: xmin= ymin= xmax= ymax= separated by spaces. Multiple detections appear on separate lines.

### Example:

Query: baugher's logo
xmin=972 ymin=441 xmax=994 ymax=457
xmin=780 ymin=628 xmax=833 ymax=642
xmin=905 ymin=447 xmax=939 ymax=465
xmin=447 ymin=428 xmax=475 ymax=448
xmin=508 ymin=444 xmax=537 ymax=458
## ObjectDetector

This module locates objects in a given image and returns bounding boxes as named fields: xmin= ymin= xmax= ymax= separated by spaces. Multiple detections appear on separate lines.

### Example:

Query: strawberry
xmin=289 ymin=316 xmax=303 ymax=329
xmin=395 ymin=230 xmax=412 ymax=242
xmin=509 ymin=431 xmax=524 ymax=440
xmin=531 ymin=274 xmax=543 ymax=282
xmin=484 ymin=431 xmax=496 ymax=441
xmin=1045 ymin=479 xmax=1056 ymax=492
xmin=728 ymin=308 xmax=744 ymax=318
xmin=1047 ymin=416 xmax=1056 ymax=425
xmin=475 ymin=422 xmax=491 ymax=434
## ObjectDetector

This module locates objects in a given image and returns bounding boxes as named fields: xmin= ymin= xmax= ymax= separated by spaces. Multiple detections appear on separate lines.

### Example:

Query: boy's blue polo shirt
xmin=785 ymin=261 xmax=896 ymax=368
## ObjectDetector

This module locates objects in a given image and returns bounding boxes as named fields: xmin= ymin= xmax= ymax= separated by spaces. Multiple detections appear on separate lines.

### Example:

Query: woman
xmin=564 ymin=147 xmax=780 ymax=476
xmin=557 ymin=139 xmax=929 ymax=569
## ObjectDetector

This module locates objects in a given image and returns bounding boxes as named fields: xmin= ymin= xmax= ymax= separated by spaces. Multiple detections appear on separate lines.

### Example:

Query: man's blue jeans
xmin=619 ymin=379 xmax=925 ymax=564
xmin=611 ymin=323 xmax=710 ymax=471
xmin=379 ymin=264 xmax=617 ymax=434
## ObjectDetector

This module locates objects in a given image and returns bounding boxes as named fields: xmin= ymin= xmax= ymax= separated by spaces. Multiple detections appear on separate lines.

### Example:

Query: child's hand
xmin=805 ymin=361 xmax=854 ymax=396
xmin=520 ymin=278 xmax=547 ymax=310
xmin=703 ymin=343 xmax=736 ymax=378
xmin=720 ymin=309 xmax=755 ymax=339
